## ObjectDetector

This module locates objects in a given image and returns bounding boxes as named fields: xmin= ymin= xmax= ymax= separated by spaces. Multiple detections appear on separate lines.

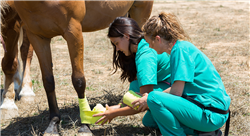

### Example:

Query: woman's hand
xmin=131 ymin=93 xmax=149 ymax=112
xmin=93 ymin=104 xmax=116 ymax=125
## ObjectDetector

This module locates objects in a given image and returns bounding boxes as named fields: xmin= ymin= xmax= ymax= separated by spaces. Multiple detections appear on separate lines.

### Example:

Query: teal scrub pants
xmin=147 ymin=91 xmax=229 ymax=136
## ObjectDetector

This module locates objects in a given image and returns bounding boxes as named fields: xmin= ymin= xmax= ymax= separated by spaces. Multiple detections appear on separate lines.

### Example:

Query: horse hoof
xmin=44 ymin=116 xmax=60 ymax=135
xmin=19 ymin=87 xmax=35 ymax=102
xmin=43 ymin=133 xmax=60 ymax=136
xmin=19 ymin=95 xmax=35 ymax=103
xmin=78 ymin=124 xmax=93 ymax=136
xmin=78 ymin=133 xmax=93 ymax=136
xmin=0 ymin=108 xmax=19 ymax=120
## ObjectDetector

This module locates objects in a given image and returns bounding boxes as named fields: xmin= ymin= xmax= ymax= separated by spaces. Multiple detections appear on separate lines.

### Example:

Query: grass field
xmin=1 ymin=1 xmax=249 ymax=136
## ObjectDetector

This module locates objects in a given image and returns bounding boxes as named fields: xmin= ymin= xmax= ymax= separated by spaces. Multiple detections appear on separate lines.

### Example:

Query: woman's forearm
xmin=169 ymin=81 xmax=184 ymax=96
xmin=112 ymin=106 xmax=140 ymax=117
xmin=140 ymin=85 xmax=154 ymax=94
xmin=162 ymin=81 xmax=184 ymax=96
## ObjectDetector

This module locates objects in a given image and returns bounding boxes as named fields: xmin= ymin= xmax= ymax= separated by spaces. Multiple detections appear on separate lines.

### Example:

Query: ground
xmin=0 ymin=1 xmax=249 ymax=136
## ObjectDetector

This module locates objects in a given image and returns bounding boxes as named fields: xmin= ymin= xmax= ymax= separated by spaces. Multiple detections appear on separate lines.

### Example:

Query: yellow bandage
xmin=79 ymin=97 xmax=91 ymax=111
xmin=81 ymin=110 xmax=105 ymax=125
xmin=79 ymin=97 xmax=91 ymax=124
xmin=79 ymin=98 xmax=107 ymax=125
xmin=123 ymin=90 xmax=142 ymax=110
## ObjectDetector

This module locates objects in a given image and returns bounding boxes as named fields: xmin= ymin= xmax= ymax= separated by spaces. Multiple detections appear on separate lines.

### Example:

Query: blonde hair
xmin=142 ymin=12 xmax=190 ymax=42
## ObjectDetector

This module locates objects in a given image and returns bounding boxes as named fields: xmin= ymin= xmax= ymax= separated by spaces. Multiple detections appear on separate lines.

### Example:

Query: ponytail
xmin=142 ymin=12 xmax=190 ymax=42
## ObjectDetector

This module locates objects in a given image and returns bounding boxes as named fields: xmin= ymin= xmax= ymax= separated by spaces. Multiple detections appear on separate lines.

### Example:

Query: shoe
xmin=215 ymin=129 xmax=222 ymax=136
xmin=196 ymin=129 xmax=223 ymax=136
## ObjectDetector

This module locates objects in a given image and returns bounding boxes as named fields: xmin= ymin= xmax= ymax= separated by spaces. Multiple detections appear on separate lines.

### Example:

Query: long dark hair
xmin=108 ymin=17 xmax=143 ymax=82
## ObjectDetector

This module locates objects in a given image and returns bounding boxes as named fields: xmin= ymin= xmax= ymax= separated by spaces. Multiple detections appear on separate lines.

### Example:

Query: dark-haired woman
xmin=93 ymin=16 xmax=171 ymax=130
xmin=132 ymin=12 xmax=231 ymax=136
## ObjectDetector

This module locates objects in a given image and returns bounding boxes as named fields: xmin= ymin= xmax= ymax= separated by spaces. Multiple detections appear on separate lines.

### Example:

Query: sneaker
xmin=215 ymin=129 xmax=222 ymax=136
xmin=196 ymin=129 xmax=223 ymax=136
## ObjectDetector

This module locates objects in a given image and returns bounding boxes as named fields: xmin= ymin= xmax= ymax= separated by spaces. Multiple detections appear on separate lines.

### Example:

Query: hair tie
xmin=159 ymin=14 xmax=163 ymax=20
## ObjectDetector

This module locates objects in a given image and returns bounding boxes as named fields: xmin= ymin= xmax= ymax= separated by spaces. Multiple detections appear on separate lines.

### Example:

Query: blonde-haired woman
xmin=132 ymin=12 xmax=231 ymax=136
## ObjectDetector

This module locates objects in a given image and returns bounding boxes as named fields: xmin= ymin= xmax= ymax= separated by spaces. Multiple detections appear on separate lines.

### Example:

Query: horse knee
xmin=43 ymin=75 xmax=55 ymax=93
xmin=72 ymin=75 xmax=86 ymax=88
xmin=72 ymin=75 xmax=86 ymax=98
xmin=1 ymin=57 xmax=19 ymax=75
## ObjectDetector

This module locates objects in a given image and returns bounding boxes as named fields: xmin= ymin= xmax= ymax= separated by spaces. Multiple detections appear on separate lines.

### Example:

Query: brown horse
xmin=1 ymin=0 xmax=153 ymax=135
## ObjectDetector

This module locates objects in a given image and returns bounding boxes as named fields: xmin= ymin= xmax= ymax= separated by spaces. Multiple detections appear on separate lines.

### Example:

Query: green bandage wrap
xmin=79 ymin=97 xmax=91 ymax=111
xmin=81 ymin=111 xmax=104 ymax=124
xmin=123 ymin=90 xmax=142 ymax=110
xmin=79 ymin=97 xmax=91 ymax=124
xmin=79 ymin=98 xmax=107 ymax=124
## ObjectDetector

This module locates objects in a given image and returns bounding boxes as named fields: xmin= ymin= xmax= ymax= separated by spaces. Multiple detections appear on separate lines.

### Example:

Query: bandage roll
xmin=123 ymin=90 xmax=142 ymax=110
xmin=81 ymin=103 xmax=107 ymax=125
xmin=81 ymin=111 xmax=104 ymax=125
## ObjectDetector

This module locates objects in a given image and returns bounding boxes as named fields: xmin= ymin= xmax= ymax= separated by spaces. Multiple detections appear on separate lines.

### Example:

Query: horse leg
xmin=25 ymin=31 xmax=59 ymax=135
xmin=63 ymin=20 xmax=92 ymax=135
xmin=13 ymin=59 xmax=21 ymax=101
xmin=19 ymin=28 xmax=35 ymax=102
xmin=129 ymin=1 xmax=154 ymax=28
xmin=1 ymin=21 xmax=21 ymax=120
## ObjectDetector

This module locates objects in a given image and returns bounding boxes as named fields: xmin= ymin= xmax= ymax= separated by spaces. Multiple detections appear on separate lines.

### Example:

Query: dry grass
xmin=1 ymin=1 xmax=249 ymax=136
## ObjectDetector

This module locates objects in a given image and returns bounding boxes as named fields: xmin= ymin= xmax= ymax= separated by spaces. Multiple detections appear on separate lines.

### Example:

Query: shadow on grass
xmin=1 ymin=90 xmax=159 ymax=136
xmin=91 ymin=124 xmax=160 ymax=136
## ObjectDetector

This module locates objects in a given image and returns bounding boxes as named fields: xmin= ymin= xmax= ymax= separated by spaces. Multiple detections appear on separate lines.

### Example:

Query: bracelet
xmin=118 ymin=102 xmax=124 ymax=107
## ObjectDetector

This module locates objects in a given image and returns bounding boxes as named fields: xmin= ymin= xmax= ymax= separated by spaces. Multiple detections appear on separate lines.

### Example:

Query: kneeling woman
xmin=132 ymin=12 xmax=231 ymax=136
xmin=93 ymin=16 xmax=171 ymax=129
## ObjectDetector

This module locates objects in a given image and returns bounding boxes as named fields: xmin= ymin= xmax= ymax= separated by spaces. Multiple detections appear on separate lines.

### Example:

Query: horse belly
xmin=14 ymin=1 xmax=82 ymax=38
xmin=24 ymin=18 xmax=63 ymax=38
xmin=81 ymin=1 xmax=134 ymax=32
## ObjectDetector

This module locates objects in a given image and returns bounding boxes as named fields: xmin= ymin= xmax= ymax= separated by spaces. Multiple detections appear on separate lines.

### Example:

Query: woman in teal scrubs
xmin=93 ymin=16 xmax=171 ymax=129
xmin=132 ymin=12 xmax=231 ymax=136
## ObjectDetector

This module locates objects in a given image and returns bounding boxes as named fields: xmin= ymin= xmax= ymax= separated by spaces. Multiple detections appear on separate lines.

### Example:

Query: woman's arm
xmin=133 ymin=81 xmax=185 ymax=112
xmin=140 ymin=85 xmax=154 ymax=94
xmin=93 ymin=105 xmax=140 ymax=125
xmin=163 ymin=87 xmax=171 ymax=93
xmin=111 ymin=106 xmax=140 ymax=117
xmin=168 ymin=81 xmax=185 ymax=96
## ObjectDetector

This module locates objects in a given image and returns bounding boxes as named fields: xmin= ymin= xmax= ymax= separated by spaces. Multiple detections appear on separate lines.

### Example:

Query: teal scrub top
xmin=170 ymin=40 xmax=231 ymax=111
xmin=135 ymin=39 xmax=171 ymax=88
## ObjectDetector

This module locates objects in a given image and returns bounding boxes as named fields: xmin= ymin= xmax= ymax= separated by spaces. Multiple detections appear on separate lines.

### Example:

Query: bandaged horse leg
xmin=78 ymin=97 xmax=92 ymax=135
xmin=78 ymin=96 xmax=91 ymax=133
xmin=63 ymin=19 xmax=92 ymax=135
